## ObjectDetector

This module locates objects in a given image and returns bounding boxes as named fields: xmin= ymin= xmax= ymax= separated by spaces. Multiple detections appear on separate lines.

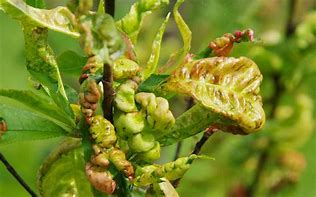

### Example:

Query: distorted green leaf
xmin=23 ymin=25 xmax=74 ymax=117
xmin=113 ymin=58 xmax=140 ymax=80
xmin=0 ymin=0 xmax=79 ymax=37
xmin=164 ymin=57 xmax=265 ymax=134
xmin=116 ymin=0 xmax=169 ymax=44
xmin=0 ymin=89 xmax=75 ymax=130
xmin=0 ymin=104 xmax=67 ymax=146
xmin=142 ymin=13 xmax=170 ymax=80
xmin=159 ymin=0 xmax=192 ymax=74
xmin=38 ymin=138 xmax=94 ymax=197
xmin=80 ymin=13 xmax=124 ymax=64
xmin=57 ymin=50 xmax=87 ymax=76
xmin=153 ymin=178 xmax=179 ymax=197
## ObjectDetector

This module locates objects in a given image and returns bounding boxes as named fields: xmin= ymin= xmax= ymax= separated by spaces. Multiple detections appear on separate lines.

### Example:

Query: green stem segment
xmin=0 ymin=153 xmax=38 ymax=197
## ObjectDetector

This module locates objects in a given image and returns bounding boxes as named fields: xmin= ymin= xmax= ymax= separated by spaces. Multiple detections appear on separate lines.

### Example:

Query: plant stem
xmin=0 ymin=153 xmax=37 ymax=197
xmin=191 ymin=126 xmax=218 ymax=155
xmin=101 ymin=0 xmax=115 ymax=122
xmin=285 ymin=0 xmax=297 ymax=37
xmin=102 ymin=63 xmax=115 ymax=122
xmin=104 ymin=0 xmax=115 ymax=17
xmin=246 ymin=148 xmax=269 ymax=197
xmin=172 ymin=126 xmax=218 ymax=188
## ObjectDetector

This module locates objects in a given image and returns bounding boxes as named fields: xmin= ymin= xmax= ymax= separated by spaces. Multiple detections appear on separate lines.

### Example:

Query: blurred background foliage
xmin=1 ymin=0 xmax=316 ymax=196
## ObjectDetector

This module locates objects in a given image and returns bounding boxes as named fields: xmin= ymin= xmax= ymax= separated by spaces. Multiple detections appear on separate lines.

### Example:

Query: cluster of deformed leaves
xmin=0 ymin=0 xmax=266 ymax=196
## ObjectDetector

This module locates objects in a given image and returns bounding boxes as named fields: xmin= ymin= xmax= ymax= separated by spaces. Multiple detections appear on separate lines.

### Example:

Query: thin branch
xmin=192 ymin=126 xmax=218 ymax=155
xmin=285 ymin=0 xmax=298 ymax=37
xmin=102 ymin=63 xmax=115 ymax=123
xmin=246 ymin=148 xmax=269 ymax=197
xmin=0 ymin=153 xmax=38 ymax=197
xmin=101 ymin=0 xmax=115 ymax=122
xmin=104 ymin=0 xmax=115 ymax=17
xmin=173 ymin=126 xmax=218 ymax=188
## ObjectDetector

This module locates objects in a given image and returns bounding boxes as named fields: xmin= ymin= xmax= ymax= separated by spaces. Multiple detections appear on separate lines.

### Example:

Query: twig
xmin=192 ymin=126 xmax=218 ymax=155
xmin=285 ymin=0 xmax=298 ymax=37
xmin=102 ymin=0 xmax=116 ymax=122
xmin=173 ymin=126 xmax=218 ymax=188
xmin=104 ymin=0 xmax=115 ymax=17
xmin=0 ymin=153 xmax=38 ymax=197
xmin=102 ymin=63 xmax=115 ymax=122
xmin=246 ymin=148 xmax=269 ymax=197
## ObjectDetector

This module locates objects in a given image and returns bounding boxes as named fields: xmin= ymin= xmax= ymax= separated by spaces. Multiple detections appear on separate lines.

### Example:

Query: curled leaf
xmin=159 ymin=0 xmax=192 ymax=74
xmin=142 ymin=13 xmax=170 ymax=80
xmin=113 ymin=58 xmax=140 ymax=80
xmin=89 ymin=115 xmax=117 ymax=148
xmin=165 ymin=57 xmax=265 ymax=134
xmin=116 ymin=0 xmax=169 ymax=44
xmin=0 ymin=0 xmax=78 ymax=37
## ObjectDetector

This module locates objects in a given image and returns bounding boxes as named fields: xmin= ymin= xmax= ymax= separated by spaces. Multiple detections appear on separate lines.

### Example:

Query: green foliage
xmin=2 ymin=0 xmax=294 ymax=196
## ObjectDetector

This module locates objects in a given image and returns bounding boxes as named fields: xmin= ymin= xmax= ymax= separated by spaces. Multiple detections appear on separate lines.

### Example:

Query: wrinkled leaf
xmin=79 ymin=13 xmax=124 ymax=63
xmin=142 ymin=13 xmax=170 ymax=80
xmin=57 ymin=50 xmax=87 ymax=76
xmin=0 ymin=0 xmax=79 ymax=37
xmin=165 ymin=57 xmax=265 ymax=134
xmin=38 ymin=138 xmax=94 ymax=197
xmin=0 ymin=89 xmax=75 ymax=130
xmin=116 ymin=0 xmax=169 ymax=44
xmin=0 ymin=104 xmax=67 ymax=146
xmin=23 ymin=25 xmax=74 ymax=117
xmin=159 ymin=0 xmax=192 ymax=74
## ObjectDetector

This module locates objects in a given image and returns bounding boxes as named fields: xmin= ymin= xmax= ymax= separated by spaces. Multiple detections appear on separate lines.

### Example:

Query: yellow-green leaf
xmin=165 ymin=57 xmax=265 ymax=134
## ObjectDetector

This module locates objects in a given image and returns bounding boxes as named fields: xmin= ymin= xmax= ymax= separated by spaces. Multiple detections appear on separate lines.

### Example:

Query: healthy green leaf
xmin=57 ymin=50 xmax=87 ymax=76
xmin=23 ymin=25 xmax=74 ymax=117
xmin=164 ymin=57 xmax=265 ymax=135
xmin=0 ymin=0 xmax=79 ymax=37
xmin=159 ymin=0 xmax=192 ymax=74
xmin=38 ymin=138 xmax=94 ymax=197
xmin=142 ymin=13 xmax=170 ymax=80
xmin=0 ymin=104 xmax=67 ymax=146
xmin=0 ymin=89 xmax=75 ymax=130
xmin=116 ymin=0 xmax=169 ymax=44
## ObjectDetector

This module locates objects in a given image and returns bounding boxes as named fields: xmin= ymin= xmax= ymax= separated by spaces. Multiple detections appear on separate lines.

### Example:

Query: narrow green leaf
xmin=0 ymin=0 xmax=79 ymax=37
xmin=116 ymin=0 xmax=169 ymax=44
xmin=0 ymin=104 xmax=67 ymax=146
xmin=0 ymin=89 xmax=75 ymax=130
xmin=64 ymin=85 xmax=79 ymax=104
xmin=57 ymin=50 xmax=87 ymax=76
xmin=159 ymin=0 xmax=192 ymax=74
xmin=164 ymin=57 xmax=265 ymax=135
xmin=142 ymin=13 xmax=170 ymax=80
xmin=138 ymin=74 xmax=169 ymax=92
xmin=38 ymin=138 xmax=94 ymax=197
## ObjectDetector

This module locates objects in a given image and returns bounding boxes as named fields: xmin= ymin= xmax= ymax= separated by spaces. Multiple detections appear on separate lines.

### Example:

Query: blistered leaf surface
xmin=0 ymin=0 xmax=78 ymax=37
xmin=165 ymin=57 xmax=265 ymax=134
